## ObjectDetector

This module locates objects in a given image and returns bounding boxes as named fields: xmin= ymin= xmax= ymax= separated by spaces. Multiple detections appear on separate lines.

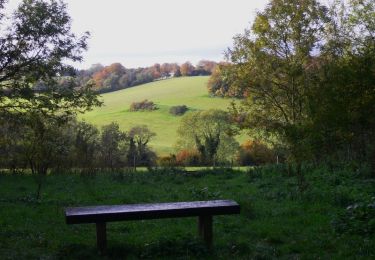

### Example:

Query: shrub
xmin=169 ymin=105 xmax=188 ymax=116
xmin=332 ymin=197 xmax=375 ymax=236
xmin=237 ymin=139 xmax=275 ymax=166
xmin=129 ymin=99 xmax=157 ymax=111
xmin=158 ymin=154 xmax=177 ymax=167
xmin=176 ymin=149 xmax=201 ymax=166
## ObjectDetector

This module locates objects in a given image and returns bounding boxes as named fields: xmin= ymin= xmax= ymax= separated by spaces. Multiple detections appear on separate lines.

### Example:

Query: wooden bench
xmin=65 ymin=200 xmax=240 ymax=252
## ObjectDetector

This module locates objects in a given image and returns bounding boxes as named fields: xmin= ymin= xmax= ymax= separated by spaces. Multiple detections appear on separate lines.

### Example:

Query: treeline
xmin=207 ymin=0 xmax=375 ymax=177
xmin=75 ymin=60 xmax=217 ymax=93
xmin=0 ymin=110 xmax=275 ymax=179
xmin=0 ymin=114 xmax=156 ymax=176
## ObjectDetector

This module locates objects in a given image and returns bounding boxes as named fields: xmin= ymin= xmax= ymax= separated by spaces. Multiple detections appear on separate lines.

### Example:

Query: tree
xmin=174 ymin=68 xmax=182 ymax=77
xmin=305 ymin=0 xmax=375 ymax=169
xmin=207 ymin=62 xmax=239 ymax=97
xmin=21 ymin=112 xmax=75 ymax=199
xmin=74 ymin=121 xmax=100 ymax=171
xmin=197 ymin=60 xmax=217 ymax=74
xmin=180 ymin=61 xmax=194 ymax=76
xmin=0 ymin=0 xmax=100 ymax=116
xmin=152 ymin=63 xmax=161 ymax=78
xmin=128 ymin=125 xmax=156 ymax=169
xmin=100 ymin=123 xmax=127 ymax=170
xmin=177 ymin=109 xmax=237 ymax=166
xmin=227 ymin=0 xmax=329 ymax=180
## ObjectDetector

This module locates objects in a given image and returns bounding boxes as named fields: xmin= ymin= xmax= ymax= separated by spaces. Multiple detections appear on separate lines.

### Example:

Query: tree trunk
xmin=296 ymin=162 xmax=307 ymax=192
xmin=36 ymin=181 xmax=42 ymax=200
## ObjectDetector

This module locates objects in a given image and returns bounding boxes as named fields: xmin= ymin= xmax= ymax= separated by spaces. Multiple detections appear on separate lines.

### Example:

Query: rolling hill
xmin=81 ymin=76 xmax=244 ymax=155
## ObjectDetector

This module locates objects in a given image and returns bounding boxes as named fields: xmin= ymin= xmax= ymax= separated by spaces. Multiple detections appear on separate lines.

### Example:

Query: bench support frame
xmin=94 ymin=216 xmax=213 ymax=253
xmin=198 ymin=215 xmax=213 ymax=249
xmin=96 ymin=222 xmax=107 ymax=253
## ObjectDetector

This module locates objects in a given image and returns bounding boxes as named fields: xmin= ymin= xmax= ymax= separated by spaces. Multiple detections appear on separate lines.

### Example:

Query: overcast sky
xmin=7 ymin=0 xmax=269 ymax=69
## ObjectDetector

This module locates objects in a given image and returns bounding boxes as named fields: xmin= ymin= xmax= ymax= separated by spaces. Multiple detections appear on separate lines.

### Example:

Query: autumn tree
xmin=207 ymin=62 xmax=240 ymax=97
xmin=180 ymin=61 xmax=195 ymax=76
xmin=152 ymin=63 xmax=161 ymax=78
xmin=197 ymin=60 xmax=217 ymax=74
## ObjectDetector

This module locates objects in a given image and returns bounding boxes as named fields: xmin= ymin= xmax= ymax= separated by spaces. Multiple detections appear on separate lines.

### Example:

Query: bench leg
xmin=96 ymin=222 xmax=107 ymax=253
xmin=198 ymin=215 xmax=213 ymax=249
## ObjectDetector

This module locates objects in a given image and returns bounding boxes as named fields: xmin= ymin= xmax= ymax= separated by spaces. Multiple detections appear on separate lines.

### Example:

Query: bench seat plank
xmin=66 ymin=200 xmax=240 ymax=224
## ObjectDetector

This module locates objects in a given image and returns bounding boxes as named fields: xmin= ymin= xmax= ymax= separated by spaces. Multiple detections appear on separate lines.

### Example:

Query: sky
xmin=7 ymin=0 xmax=269 ymax=69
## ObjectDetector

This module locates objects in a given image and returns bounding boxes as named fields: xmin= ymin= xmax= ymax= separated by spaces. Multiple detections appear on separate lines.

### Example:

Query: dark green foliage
xmin=169 ymin=105 xmax=188 ymax=116
xmin=0 ymin=0 xmax=100 ymax=116
xmin=129 ymin=99 xmax=157 ymax=111
xmin=0 ymin=116 xmax=158 ymax=190
xmin=222 ymin=0 xmax=375 ymax=173
xmin=332 ymin=197 xmax=375 ymax=236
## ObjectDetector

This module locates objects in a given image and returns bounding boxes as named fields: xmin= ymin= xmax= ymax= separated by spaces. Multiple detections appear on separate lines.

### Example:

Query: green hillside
xmin=81 ymin=76 xmax=242 ymax=155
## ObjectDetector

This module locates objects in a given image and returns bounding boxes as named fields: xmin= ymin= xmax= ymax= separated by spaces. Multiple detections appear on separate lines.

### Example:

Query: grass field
xmin=0 ymin=166 xmax=374 ymax=259
xmin=81 ymin=76 xmax=244 ymax=155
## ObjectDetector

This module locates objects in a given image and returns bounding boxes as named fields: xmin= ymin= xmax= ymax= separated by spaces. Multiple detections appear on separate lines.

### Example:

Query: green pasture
xmin=81 ymin=76 xmax=245 ymax=155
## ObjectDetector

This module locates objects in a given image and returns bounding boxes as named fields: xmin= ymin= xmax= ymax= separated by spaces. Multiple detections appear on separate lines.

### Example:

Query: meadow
xmin=81 ymin=76 xmax=244 ymax=155
xmin=0 ymin=166 xmax=374 ymax=259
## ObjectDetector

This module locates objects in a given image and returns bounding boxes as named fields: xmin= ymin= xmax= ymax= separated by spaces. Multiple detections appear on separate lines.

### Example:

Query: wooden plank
xmin=66 ymin=200 xmax=240 ymax=224
xmin=198 ymin=215 xmax=213 ymax=249
xmin=96 ymin=222 xmax=107 ymax=253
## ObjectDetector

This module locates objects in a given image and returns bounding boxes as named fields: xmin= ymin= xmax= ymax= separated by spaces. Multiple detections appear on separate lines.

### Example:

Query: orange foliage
xmin=92 ymin=63 xmax=125 ymax=87
xmin=176 ymin=149 xmax=200 ymax=166
xmin=180 ymin=61 xmax=194 ymax=76
xmin=238 ymin=139 xmax=275 ymax=165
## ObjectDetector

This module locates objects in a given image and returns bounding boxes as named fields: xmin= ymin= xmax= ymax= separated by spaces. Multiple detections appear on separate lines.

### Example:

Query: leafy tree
xmin=74 ymin=121 xmax=100 ymax=170
xmin=152 ymin=63 xmax=161 ymax=78
xmin=0 ymin=0 xmax=100 ymax=116
xmin=305 ymin=0 xmax=375 ymax=169
xmin=0 ymin=114 xmax=27 ymax=172
xmin=227 ymin=0 xmax=329 ymax=180
xmin=100 ymin=123 xmax=128 ymax=170
xmin=22 ymin=112 xmax=75 ymax=199
xmin=177 ymin=109 xmax=237 ymax=166
xmin=180 ymin=61 xmax=195 ymax=76
xmin=207 ymin=62 xmax=239 ymax=97
xmin=128 ymin=125 xmax=156 ymax=169
xmin=197 ymin=60 xmax=217 ymax=74
xmin=174 ymin=68 xmax=182 ymax=77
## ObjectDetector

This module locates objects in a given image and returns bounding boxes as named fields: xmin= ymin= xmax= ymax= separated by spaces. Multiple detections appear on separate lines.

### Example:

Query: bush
xmin=158 ymin=154 xmax=177 ymax=167
xmin=237 ymin=139 xmax=275 ymax=166
xmin=129 ymin=99 xmax=157 ymax=111
xmin=332 ymin=197 xmax=375 ymax=236
xmin=169 ymin=105 xmax=188 ymax=116
xmin=176 ymin=149 xmax=201 ymax=166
